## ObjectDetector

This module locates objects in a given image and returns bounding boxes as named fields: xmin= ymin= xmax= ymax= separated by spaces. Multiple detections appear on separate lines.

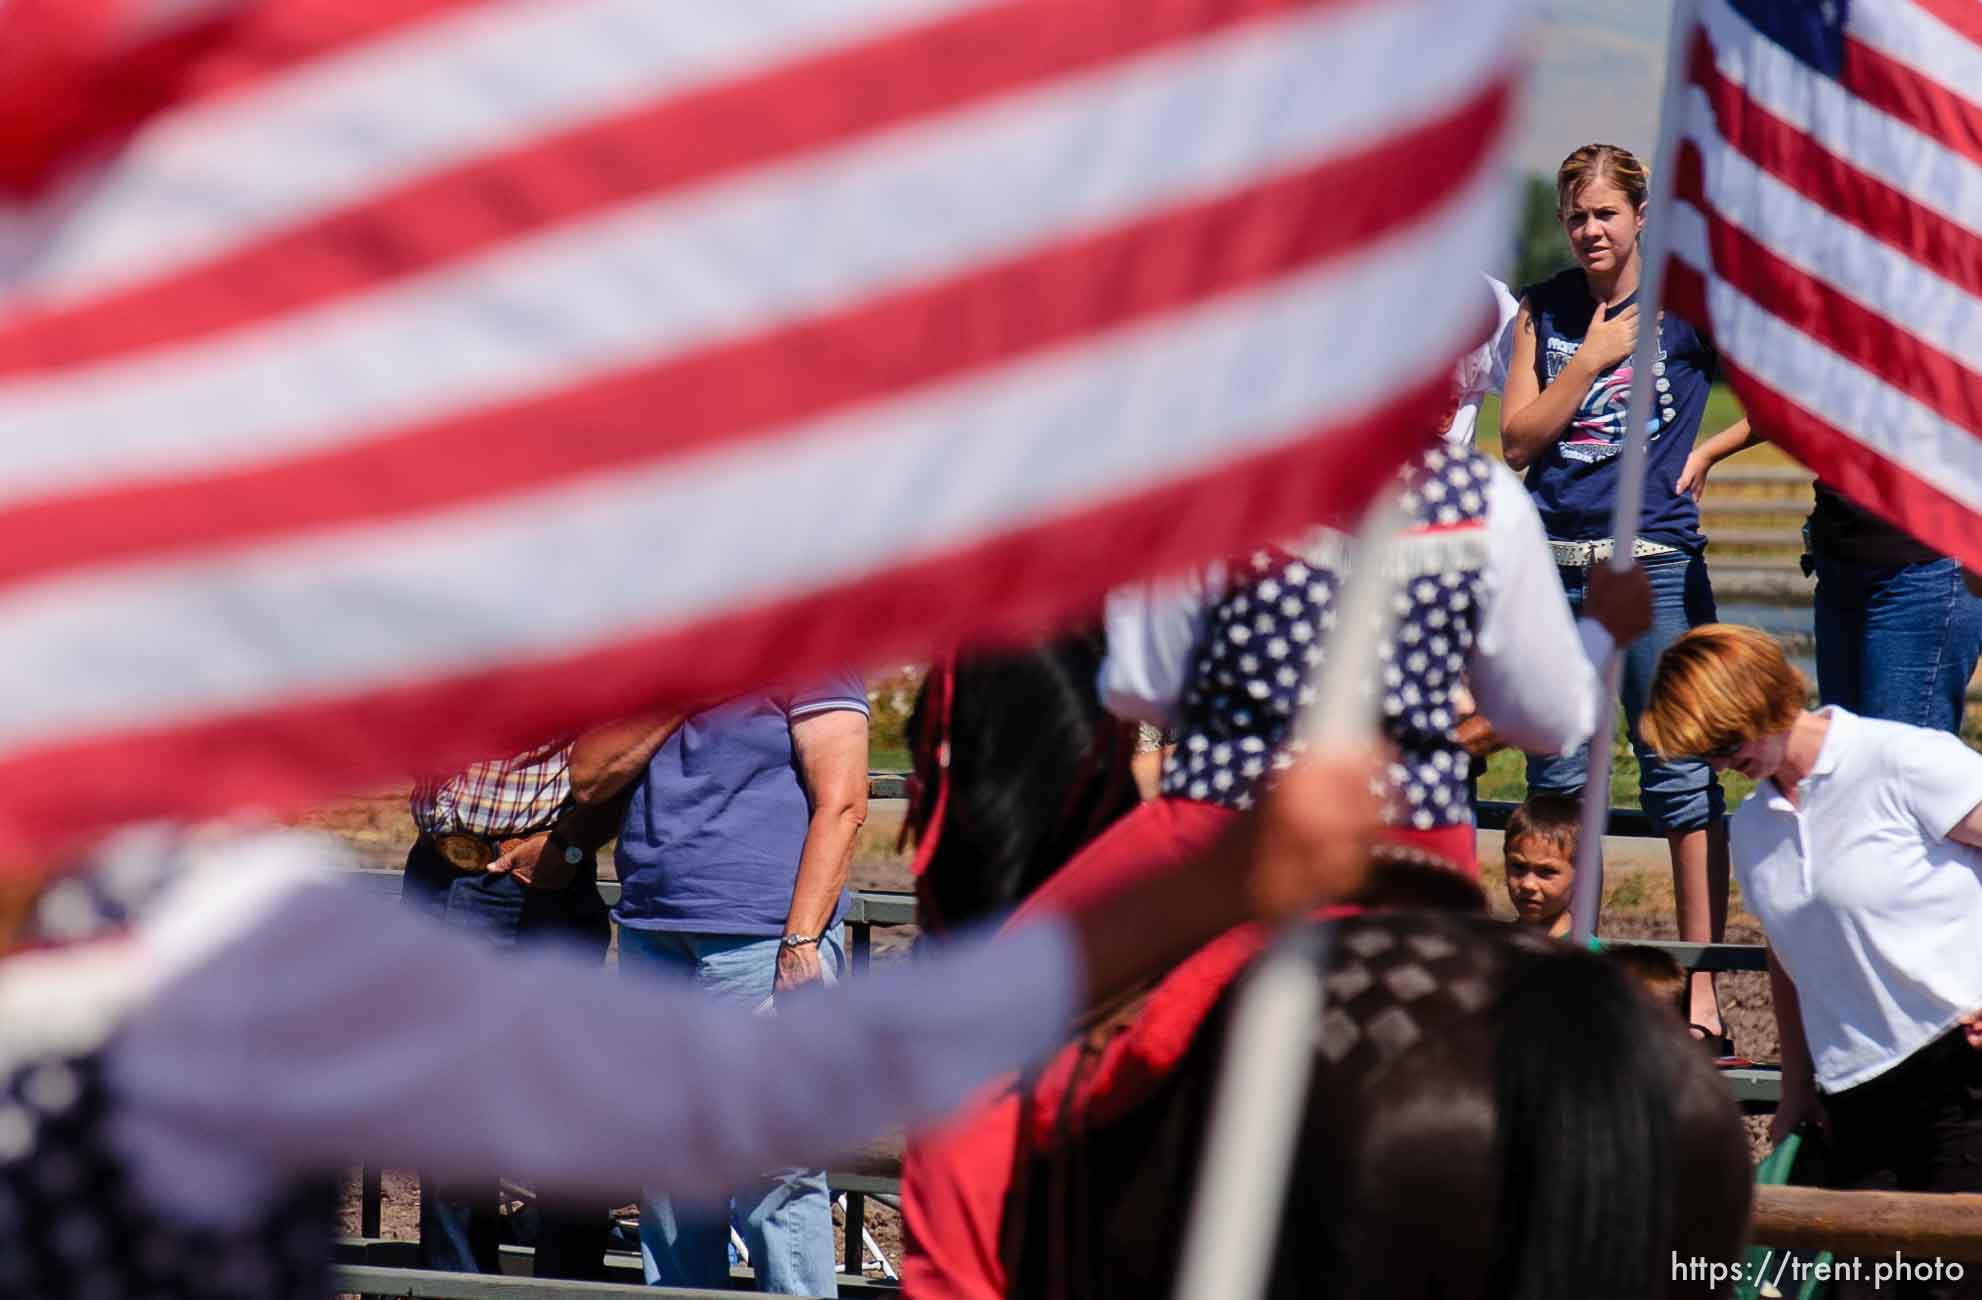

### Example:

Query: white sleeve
xmin=110 ymin=876 xmax=1081 ymax=1218
xmin=1442 ymin=399 xmax=1485 ymax=451
xmin=1468 ymin=461 xmax=1609 ymax=755
xmin=1444 ymin=277 xmax=1522 ymax=451
xmin=1484 ymin=274 xmax=1519 ymax=394
xmin=1096 ymin=566 xmax=1220 ymax=729
xmin=1889 ymin=726 xmax=1982 ymax=839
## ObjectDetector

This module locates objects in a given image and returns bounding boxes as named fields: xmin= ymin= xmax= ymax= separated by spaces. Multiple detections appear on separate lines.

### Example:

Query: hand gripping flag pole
xmin=1173 ymin=493 xmax=1408 ymax=1300
xmin=1567 ymin=0 xmax=1702 ymax=945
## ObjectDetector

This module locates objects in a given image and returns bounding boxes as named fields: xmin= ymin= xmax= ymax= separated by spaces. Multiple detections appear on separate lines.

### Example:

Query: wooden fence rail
xmin=1751 ymin=1188 xmax=1982 ymax=1264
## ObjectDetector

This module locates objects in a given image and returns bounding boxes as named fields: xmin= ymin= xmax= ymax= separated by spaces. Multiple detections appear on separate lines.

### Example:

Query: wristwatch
xmin=545 ymin=831 xmax=585 ymax=867
xmin=781 ymin=933 xmax=821 ymax=949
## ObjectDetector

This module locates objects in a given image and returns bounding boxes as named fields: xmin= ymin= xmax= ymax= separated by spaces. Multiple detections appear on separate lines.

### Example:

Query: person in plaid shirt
xmin=410 ymin=741 xmax=574 ymax=863
xmin=399 ymin=728 xmax=672 ymax=1279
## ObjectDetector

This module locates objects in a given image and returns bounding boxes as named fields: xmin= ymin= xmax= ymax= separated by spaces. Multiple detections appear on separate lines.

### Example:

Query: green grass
xmin=1476 ymin=382 xmax=1753 ymax=460
xmin=1605 ymin=871 xmax=1650 ymax=911
xmin=1476 ymin=715 xmax=1757 ymax=812
xmin=1703 ymin=382 xmax=1746 ymax=441
xmin=879 ymin=721 xmax=1765 ymax=814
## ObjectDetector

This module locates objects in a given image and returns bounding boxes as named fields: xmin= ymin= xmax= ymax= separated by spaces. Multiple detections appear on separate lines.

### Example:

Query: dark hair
xmin=1485 ymin=939 xmax=1728 ymax=1300
xmin=1337 ymin=922 xmax=1747 ymax=1300
xmin=1503 ymin=793 xmax=1581 ymax=864
xmin=1007 ymin=914 xmax=1752 ymax=1299
xmin=1603 ymin=943 xmax=1688 ymax=1022
xmin=1355 ymin=850 xmax=1491 ymax=913
xmin=904 ymin=630 xmax=1140 ymax=931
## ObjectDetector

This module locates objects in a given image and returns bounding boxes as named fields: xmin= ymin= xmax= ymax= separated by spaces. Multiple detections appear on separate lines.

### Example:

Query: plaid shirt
xmin=409 ymin=739 xmax=573 ymax=838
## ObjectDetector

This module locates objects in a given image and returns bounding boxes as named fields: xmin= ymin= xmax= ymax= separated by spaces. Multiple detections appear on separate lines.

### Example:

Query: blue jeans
xmin=1811 ymin=552 xmax=1982 ymax=735
xmin=618 ymin=925 xmax=847 ymax=1296
xmin=1526 ymin=548 xmax=1727 ymax=833
xmin=399 ymin=838 xmax=613 ymax=1279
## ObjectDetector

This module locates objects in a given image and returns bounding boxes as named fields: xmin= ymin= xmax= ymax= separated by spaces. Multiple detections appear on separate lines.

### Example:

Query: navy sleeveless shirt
xmin=1521 ymin=267 xmax=1716 ymax=549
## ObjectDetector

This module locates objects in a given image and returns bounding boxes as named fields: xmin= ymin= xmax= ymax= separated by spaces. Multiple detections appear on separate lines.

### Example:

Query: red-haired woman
xmin=1643 ymin=625 xmax=1982 ymax=1298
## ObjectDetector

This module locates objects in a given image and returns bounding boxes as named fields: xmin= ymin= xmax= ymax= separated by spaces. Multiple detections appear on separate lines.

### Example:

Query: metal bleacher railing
xmin=334 ymin=778 xmax=1780 ymax=1298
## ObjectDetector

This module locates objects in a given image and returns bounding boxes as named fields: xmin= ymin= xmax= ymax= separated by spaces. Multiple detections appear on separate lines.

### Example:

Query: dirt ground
xmin=319 ymin=793 xmax=1778 ymax=1277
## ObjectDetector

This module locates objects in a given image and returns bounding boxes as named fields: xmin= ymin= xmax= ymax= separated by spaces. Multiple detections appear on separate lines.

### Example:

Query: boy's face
xmin=1504 ymin=836 xmax=1575 ymax=928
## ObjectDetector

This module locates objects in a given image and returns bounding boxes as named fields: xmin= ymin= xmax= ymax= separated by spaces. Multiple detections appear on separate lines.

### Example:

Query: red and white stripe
xmin=0 ymin=0 xmax=1523 ymax=850
xmin=1667 ymin=0 xmax=1982 ymax=570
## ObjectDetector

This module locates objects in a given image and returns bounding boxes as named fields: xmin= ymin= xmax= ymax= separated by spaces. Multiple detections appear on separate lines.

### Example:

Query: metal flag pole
xmin=1173 ymin=493 xmax=1408 ymax=1300
xmin=1568 ymin=0 xmax=1702 ymax=944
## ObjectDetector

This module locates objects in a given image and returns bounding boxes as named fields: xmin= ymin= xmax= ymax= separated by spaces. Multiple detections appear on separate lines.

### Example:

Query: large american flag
xmin=0 ymin=0 xmax=1522 ymax=850
xmin=1667 ymin=0 xmax=1982 ymax=570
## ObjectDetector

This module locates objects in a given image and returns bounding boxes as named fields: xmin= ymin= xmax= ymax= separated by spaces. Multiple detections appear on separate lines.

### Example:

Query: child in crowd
xmin=1503 ymin=801 xmax=1720 ymax=1050
xmin=1606 ymin=943 xmax=1688 ymax=1023
xmin=1502 ymin=793 xmax=1582 ymax=938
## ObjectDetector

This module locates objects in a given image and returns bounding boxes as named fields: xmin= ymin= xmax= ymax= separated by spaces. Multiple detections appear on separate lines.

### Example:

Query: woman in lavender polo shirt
xmin=608 ymin=673 xmax=870 ymax=1296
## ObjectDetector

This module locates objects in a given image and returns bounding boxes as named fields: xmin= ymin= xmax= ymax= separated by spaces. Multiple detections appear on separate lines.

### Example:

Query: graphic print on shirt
xmin=1542 ymin=313 xmax=1675 ymax=464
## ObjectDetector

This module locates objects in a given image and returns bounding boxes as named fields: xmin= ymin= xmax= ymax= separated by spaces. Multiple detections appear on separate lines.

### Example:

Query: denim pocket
xmin=442 ymin=871 xmax=527 ymax=947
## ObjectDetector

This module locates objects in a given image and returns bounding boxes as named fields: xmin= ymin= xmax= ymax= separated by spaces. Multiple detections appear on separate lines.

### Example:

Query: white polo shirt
xmin=1730 ymin=707 xmax=1982 ymax=1093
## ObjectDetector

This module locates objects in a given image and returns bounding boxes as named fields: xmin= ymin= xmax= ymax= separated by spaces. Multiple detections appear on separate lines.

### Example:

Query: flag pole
xmin=1568 ymin=0 xmax=1701 ymax=944
xmin=1173 ymin=493 xmax=1407 ymax=1300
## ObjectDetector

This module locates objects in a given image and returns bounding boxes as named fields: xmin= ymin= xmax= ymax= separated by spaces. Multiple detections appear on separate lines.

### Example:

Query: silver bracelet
xmin=780 ymin=933 xmax=820 ymax=949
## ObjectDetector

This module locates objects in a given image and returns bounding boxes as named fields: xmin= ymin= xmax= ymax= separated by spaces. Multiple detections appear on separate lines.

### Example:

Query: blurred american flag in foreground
xmin=0 ymin=0 xmax=1522 ymax=853
xmin=1668 ymin=0 xmax=1982 ymax=570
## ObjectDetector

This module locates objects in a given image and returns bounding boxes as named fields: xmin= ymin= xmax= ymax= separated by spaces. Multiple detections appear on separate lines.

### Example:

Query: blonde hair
xmin=1640 ymin=624 xmax=1807 ymax=759
xmin=1556 ymin=143 xmax=1649 ymax=216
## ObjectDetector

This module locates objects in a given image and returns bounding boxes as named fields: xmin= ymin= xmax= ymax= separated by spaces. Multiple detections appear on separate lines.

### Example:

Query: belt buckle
xmin=434 ymin=833 xmax=495 ymax=874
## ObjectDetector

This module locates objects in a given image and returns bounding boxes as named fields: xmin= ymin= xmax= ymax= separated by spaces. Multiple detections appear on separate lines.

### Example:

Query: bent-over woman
xmin=1642 ymin=625 xmax=1982 ymax=1300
